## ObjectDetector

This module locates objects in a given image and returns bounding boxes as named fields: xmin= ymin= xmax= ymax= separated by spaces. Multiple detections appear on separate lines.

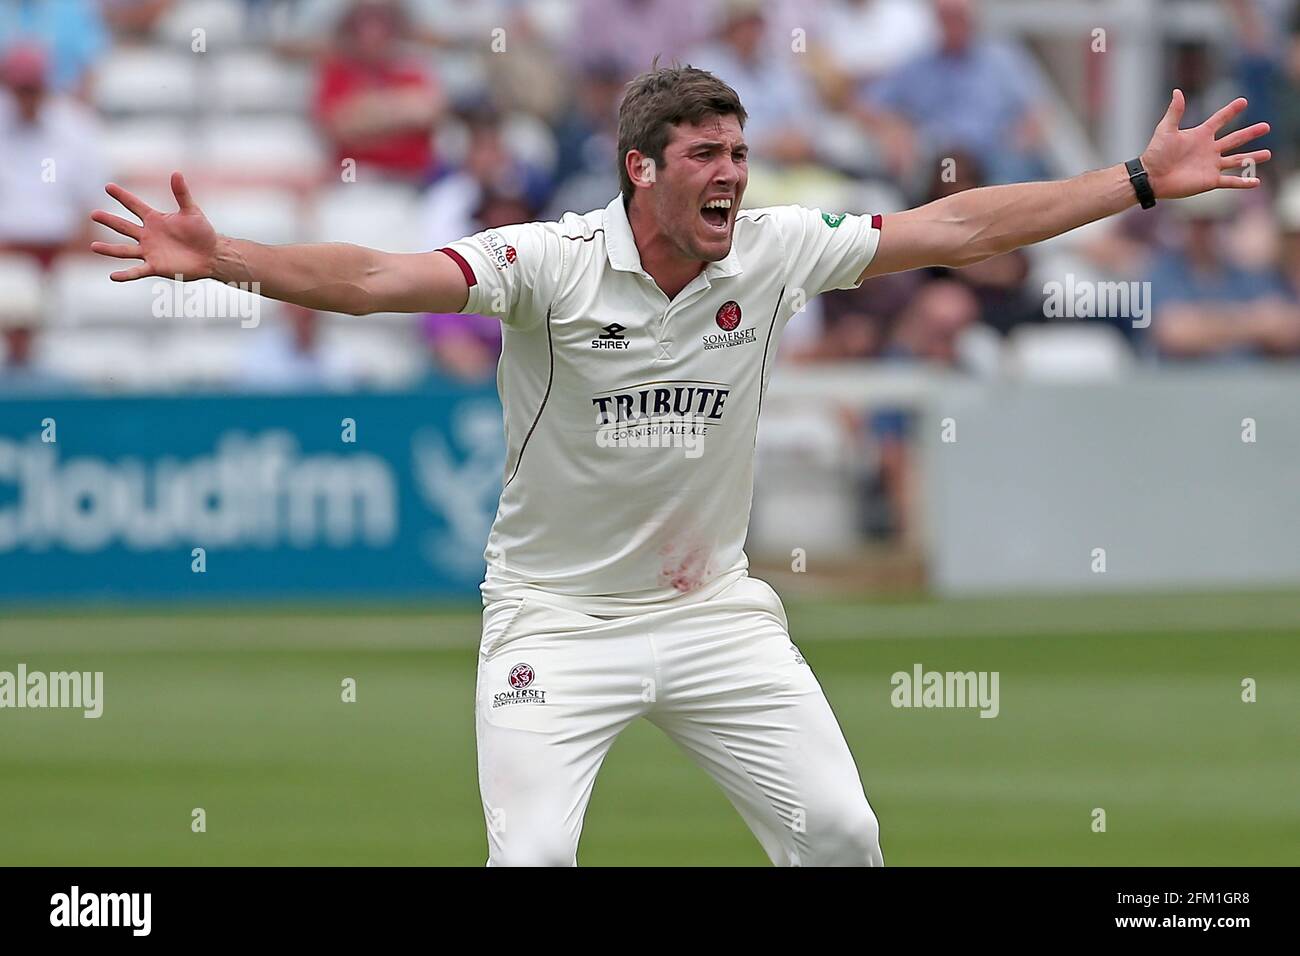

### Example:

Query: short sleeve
xmin=763 ymin=206 xmax=884 ymax=297
xmin=438 ymin=221 xmax=564 ymax=331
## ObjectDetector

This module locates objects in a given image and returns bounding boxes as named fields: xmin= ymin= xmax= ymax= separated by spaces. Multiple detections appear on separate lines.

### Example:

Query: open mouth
xmin=700 ymin=198 xmax=732 ymax=231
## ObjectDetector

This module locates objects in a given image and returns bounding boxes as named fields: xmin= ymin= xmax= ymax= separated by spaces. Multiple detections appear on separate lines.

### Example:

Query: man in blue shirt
xmin=1148 ymin=188 xmax=1299 ymax=360
xmin=861 ymin=0 xmax=1050 ymax=184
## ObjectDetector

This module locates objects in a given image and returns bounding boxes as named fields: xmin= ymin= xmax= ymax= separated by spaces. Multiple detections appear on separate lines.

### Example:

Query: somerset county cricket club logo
xmin=715 ymin=300 xmax=742 ymax=331
xmin=704 ymin=300 xmax=756 ymax=350
xmin=495 ymin=663 xmax=547 ymax=708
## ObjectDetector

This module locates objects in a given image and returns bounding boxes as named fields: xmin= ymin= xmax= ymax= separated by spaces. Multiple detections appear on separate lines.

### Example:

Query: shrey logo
xmin=508 ymin=663 xmax=534 ymax=689
xmin=715 ymin=300 xmax=742 ymax=331
xmin=592 ymin=322 xmax=629 ymax=350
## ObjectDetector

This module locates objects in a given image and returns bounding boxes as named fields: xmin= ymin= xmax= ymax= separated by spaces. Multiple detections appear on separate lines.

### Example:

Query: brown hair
xmin=617 ymin=62 xmax=747 ymax=206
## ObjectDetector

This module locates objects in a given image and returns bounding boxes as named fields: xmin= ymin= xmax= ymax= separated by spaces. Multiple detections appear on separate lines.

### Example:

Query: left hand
xmin=1140 ymin=89 xmax=1271 ymax=199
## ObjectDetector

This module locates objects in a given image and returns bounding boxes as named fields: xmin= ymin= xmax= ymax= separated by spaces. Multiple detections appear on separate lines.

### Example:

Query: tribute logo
xmin=592 ymin=384 xmax=729 ymax=424
xmin=591 ymin=382 xmax=728 ymax=458
xmin=50 ymin=886 xmax=151 ymax=936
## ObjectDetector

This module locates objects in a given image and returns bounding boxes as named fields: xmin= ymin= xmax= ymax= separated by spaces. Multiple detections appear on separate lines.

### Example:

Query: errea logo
xmin=592 ymin=322 xmax=630 ymax=350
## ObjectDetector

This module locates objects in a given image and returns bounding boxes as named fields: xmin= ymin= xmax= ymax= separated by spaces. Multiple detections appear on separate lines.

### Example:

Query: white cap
xmin=0 ymin=255 xmax=45 ymax=329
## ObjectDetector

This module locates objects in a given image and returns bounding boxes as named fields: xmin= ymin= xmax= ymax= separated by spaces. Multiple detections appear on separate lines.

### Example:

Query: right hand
xmin=90 ymin=172 xmax=219 ymax=282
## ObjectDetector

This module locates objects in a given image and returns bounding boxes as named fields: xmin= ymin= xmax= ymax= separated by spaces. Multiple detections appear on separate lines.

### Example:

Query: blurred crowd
xmin=2 ymin=0 xmax=1300 ymax=397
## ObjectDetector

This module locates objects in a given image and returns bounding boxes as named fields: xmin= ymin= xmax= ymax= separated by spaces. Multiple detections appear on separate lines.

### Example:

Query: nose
xmin=713 ymin=159 xmax=741 ymax=189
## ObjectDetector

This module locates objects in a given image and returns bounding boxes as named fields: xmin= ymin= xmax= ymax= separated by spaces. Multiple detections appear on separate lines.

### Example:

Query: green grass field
xmin=2 ymin=590 xmax=1296 ymax=865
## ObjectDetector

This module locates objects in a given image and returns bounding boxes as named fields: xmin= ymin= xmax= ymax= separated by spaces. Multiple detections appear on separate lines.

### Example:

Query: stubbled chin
xmin=695 ymin=237 xmax=731 ymax=261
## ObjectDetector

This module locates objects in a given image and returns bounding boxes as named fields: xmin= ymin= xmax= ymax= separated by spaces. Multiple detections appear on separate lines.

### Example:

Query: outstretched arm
xmin=90 ymin=172 xmax=470 ymax=316
xmin=862 ymin=91 xmax=1271 ymax=278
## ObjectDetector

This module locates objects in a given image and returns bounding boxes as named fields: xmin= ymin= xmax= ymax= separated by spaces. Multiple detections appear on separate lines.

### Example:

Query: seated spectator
xmin=866 ymin=279 xmax=983 ymax=544
xmin=546 ymin=59 xmax=624 ymax=219
xmin=0 ymin=45 xmax=106 ymax=270
xmin=485 ymin=7 xmax=569 ymax=123
xmin=0 ymin=0 xmax=109 ymax=99
xmin=269 ymin=0 xmax=372 ymax=58
xmin=925 ymin=151 xmax=1040 ymax=336
xmin=687 ymin=0 xmax=825 ymax=167
xmin=421 ymin=310 xmax=500 ymax=383
xmin=816 ymin=151 xmax=1038 ymax=359
xmin=1281 ymin=1 xmax=1300 ymax=168
xmin=1222 ymin=0 xmax=1280 ymax=156
xmin=422 ymin=105 xmax=551 ymax=248
xmin=858 ymin=0 xmax=1050 ymax=184
xmin=806 ymin=0 xmax=938 ymax=110
xmin=269 ymin=0 xmax=476 ymax=59
xmin=879 ymin=277 xmax=982 ymax=368
xmin=1148 ymin=189 xmax=1299 ymax=360
xmin=571 ymin=0 xmax=716 ymax=81
xmin=237 ymin=305 xmax=359 ymax=391
xmin=313 ymin=0 xmax=445 ymax=185
xmin=1276 ymin=174 xmax=1300 ymax=304
xmin=811 ymin=269 xmax=920 ymax=361
xmin=553 ymin=59 xmax=623 ymax=186
xmin=814 ymin=243 xmax=925 ymax=362
xmin=421 ymin=184 xmax=537 ymax=383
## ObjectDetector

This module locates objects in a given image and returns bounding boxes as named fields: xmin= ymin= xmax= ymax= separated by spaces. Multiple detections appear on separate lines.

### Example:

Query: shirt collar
xmin=603 ymin=195 xmax=744 ymax=281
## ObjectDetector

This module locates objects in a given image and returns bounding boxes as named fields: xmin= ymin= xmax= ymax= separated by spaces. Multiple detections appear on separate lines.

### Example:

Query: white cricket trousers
xmin=475 ymin=574 xmax=883 ymax=866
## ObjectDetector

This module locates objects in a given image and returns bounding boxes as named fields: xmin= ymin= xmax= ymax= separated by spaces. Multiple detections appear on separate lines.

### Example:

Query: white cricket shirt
xmin=441 ymin=196 xmax=881 ymax=610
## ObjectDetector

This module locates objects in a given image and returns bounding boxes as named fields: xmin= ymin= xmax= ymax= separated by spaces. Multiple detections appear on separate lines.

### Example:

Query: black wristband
xmin=1125 ymin=157 xmax=1156 ymax=209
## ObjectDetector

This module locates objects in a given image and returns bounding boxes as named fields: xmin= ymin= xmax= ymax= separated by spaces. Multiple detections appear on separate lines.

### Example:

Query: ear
xmin=625 ymin=149 xmax=659 ymax=191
